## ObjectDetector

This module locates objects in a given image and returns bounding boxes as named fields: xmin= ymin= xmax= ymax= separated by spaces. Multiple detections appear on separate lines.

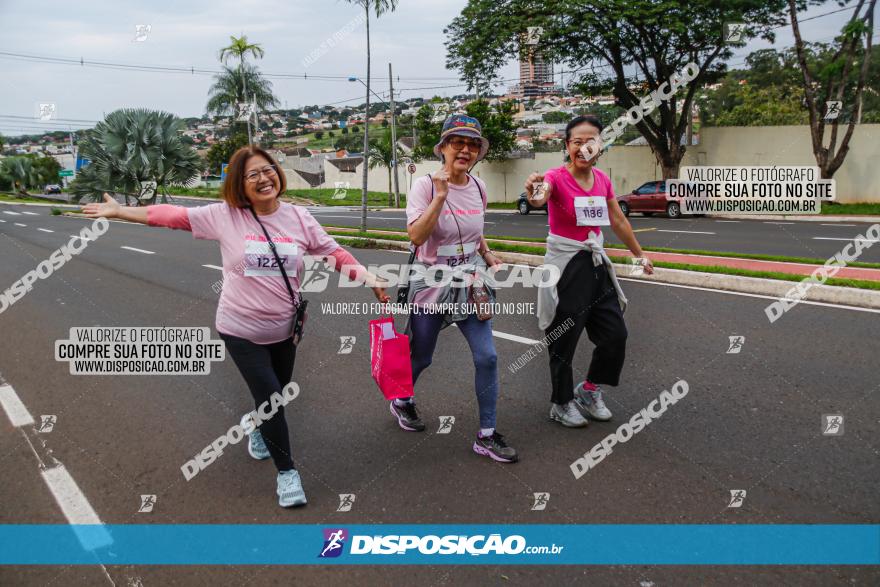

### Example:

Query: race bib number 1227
xmin=244 ymin=240 xmax=299 ymax=277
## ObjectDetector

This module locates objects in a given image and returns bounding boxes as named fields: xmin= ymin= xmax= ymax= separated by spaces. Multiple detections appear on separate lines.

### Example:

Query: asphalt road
xmin=1 ymin=205 xmax=878 ymax=585
xmin=32 ymin=194 xmax=880 ymax=262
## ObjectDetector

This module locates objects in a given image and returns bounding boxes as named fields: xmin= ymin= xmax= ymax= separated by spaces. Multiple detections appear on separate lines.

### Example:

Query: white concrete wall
xmin=313 ymin=124 xmax=880 ymax=203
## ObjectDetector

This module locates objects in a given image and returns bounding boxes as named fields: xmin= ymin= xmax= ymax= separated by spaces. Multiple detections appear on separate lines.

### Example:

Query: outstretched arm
xmin=82 ymin=193 xmax=148 ymax=224
xmin=82 ymin=194 xmax=192 ymax=230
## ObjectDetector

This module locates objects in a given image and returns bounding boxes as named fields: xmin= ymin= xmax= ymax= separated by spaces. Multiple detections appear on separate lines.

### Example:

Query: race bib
xmin=574 ymin=196 xmax=610 ymax=226
xmin=436 ymin=241 xmax=477 ymax=267
xmin=243 ymin=240 xmax=299 ymax=277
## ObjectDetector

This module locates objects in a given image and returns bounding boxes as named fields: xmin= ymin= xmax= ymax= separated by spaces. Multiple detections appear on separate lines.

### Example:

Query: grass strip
xmin=334 ymin=235 xmax=880 ymax=291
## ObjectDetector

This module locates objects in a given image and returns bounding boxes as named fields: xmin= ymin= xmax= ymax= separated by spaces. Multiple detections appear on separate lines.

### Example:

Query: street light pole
xmin=389 ymin=62 xmax=400 ymax=208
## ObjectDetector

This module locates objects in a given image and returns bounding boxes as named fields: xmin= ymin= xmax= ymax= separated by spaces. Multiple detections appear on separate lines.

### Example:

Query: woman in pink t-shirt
xmin=82 ymin=146 xmax=388 ymax=508
xmin=525 ymin=115 xmax=654 ymax=429
xmin=394 ymin=114 xmax=518 ymax=464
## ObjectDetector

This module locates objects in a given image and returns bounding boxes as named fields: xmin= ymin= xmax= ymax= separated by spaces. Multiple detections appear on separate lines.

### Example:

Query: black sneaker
xmin=473 ymin=431 xmax=518 ymax=463
xmin=389 ymin=400 xmax=425 ymax=431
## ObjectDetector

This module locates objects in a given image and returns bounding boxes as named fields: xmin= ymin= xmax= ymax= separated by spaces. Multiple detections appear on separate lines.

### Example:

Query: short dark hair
xmin=565 ymin=115 xmax=604 ymax=142
xmin=221 ymin=146 xmax=287 ymax=208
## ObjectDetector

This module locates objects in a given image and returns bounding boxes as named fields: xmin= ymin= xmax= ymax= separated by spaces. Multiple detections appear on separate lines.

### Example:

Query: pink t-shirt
xmin=406 ymin=174 xmax=487 ymax=305
xmin=150 ymin=202 xmax=339 ymax=344
xmin=406 ymin=174 xmax=487 ymax=265
xmin=545 ymin=165 xmax=615 ymax=241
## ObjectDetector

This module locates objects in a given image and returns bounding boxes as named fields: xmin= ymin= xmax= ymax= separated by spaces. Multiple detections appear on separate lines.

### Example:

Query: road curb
xmin=708 ymin=214 xmax=880 ymax=223
xmin=496 ymin=251 xmax=880 ymax=310
xmin=341 ymin=237 xmax=880 ymax=310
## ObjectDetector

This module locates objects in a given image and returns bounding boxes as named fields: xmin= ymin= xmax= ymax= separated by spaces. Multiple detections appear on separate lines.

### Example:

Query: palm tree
xmin=218 ymin=35 xmax=266 ymax=145
xmin=367 ymin=131 xmax=402 ymax=207
xmin=343 ymin=0 xmax=399 ymax=231
xmin=0 ymin=157 xmax=41 ymax=195
xmin=70 ymin=109 xmax=203 ymax=205
xmin=207 ymin=63 xmax=279 ymax=126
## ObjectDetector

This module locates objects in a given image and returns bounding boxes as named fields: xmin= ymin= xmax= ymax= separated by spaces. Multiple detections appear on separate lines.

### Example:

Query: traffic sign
xmin=59 ymin=170 xmax=74 ymax=177
xmin=221 ymin=163 xmax=229 ymax=181
xmin=407 ymin=163 xmax=416 ymax=174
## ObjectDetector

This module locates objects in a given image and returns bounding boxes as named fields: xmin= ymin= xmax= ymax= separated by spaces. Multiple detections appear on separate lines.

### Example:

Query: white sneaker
xmin=549 ymin=401 xmax=589 ymax=427
xmin=574 ymin=383 xmax=613 ymax=421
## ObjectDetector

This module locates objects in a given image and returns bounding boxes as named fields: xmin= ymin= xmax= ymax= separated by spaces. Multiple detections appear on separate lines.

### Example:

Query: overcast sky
xmin=0 ymin=0 xmax=855 ymax=136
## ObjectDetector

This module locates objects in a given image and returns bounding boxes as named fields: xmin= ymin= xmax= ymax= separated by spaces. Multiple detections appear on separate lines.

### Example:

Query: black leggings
xmin=219 ymin=332 xmax=296 ymax=472
xmin=546 ymin=251 xmax=628 ymax=405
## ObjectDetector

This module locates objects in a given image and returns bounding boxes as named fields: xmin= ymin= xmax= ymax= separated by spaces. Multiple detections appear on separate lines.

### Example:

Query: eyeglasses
xmin=446 ymin=136 xmax=482 ymax=151
xmin=244 ymin=165 xmax=278 ymax=183
xmin=568 ymin=138 xmax=600 ymax=148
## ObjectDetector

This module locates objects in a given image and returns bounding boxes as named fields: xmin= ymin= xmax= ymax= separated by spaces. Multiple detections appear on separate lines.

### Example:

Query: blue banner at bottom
xmin=0 ymin=525 xmax=877 ymax=565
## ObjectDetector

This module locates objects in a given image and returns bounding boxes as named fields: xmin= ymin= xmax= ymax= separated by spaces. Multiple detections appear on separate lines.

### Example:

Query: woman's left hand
xmin=483 ymin=251 xmax=503 ymax=270
xmin=372 ymin=286 xmax=391 ymax=303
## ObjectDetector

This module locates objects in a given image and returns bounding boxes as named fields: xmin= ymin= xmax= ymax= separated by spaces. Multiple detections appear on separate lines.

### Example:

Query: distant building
xmin=517 ymin=48 xmax=559 ymax=98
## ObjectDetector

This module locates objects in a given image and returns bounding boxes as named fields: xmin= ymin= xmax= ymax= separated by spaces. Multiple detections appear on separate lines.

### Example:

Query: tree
xmin=413 ymin=104 xmax=441 ymax=160
xmin=465 ymin=99 xmax=518 ymax=161
xmin=445 ymin=0 xmax=788 ymax=178
xmin=788 ymin=0 xmax=877 ymax=179
xmin=542 ymin=111 xmax=569 ymax=124
xmin=712 ymin=83 xmax=808 ymax=125
xmin=206 ymin=63 xmax=279 ymax=136
xmin=314 ymin=131 xmax=325 ymax=140
xmin=334 ymin=133 xmax=364 ymax=152
xmin=343 ymin=0 xmax=400 ymax=230
xmin=218 ymin=35 xmax=266 ymax=144
xmin=0 ymin=157 xmax=40 ymax=194
xmin=367 ymin=130 xmax=403 ymax=206
xmin=70 ymin=109 xmax=203 ymax=205
xmin=206 ymin=133 xmax=249 ymax=174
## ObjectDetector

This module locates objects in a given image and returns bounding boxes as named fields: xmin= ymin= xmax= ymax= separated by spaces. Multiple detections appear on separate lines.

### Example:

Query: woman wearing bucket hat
xmin=524 ymin=115 xmax=654 ymax=428
xmin=391 ymin=114 xmax=518 ymax=463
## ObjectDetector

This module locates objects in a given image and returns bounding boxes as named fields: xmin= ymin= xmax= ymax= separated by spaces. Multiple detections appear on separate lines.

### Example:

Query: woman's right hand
xmin=82 ymin=193 xmax=121 ymax=219
xmin=525 ymin=172 xmax=546 ymax=200
xmin=432 ymin=170 xmax=450 ymax=199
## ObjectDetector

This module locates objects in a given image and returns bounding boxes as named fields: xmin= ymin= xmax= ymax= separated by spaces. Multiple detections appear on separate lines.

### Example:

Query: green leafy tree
xmin=542 ymin=111 xmax=569 ymax=124
xmin=206 ymin=133 xmax=249 ymax=174
xmin=413 ymin=104 xmax=441 ymax=160
xmin=445 ymin=0 xmax=788 ymax=178
xmin=70 ymin=109 xmax=203 ymax=205
xmin=465 ymin=99 xmax=518 ymax=161
xmin=712 ymin=84 xmax=808 ymax=125
xmin=788 ymin=0 xmax=877 ymax=178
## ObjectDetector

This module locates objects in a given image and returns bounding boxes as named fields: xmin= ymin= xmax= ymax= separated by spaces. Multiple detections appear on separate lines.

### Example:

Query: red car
xmin=617 ymin=180 xmax=690 ymax=219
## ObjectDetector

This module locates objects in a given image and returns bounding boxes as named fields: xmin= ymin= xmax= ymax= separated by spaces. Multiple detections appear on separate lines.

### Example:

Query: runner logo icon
xmin=319 ymin=528 xmax=348 ymax=558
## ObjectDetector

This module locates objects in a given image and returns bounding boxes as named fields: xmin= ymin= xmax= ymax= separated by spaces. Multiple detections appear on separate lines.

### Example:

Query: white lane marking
xmin=0 ymin=219 xmax=5 ymax=223
xmin=203 ymin=264 xmax=223 ymax=271
xmin=764 ymin=222 xmax=795 ymax=225
xmin=14 ymin=223 xmax=26 ymax=227
xmin=715 ymin=220 xmax=740 ymax=223
xmin=121 ymin=246 xmax=155 ymax=255
xmin=656 ymin=229 xmax=715 ymax=235
xmin=491 ymin=330 xmax=541 ymax=345
xmin=37 ymin=228 xmax=54 ymax=233
xmin=618 ymin=277 xmax=880 ymax=315
xmin=41 ymin=465 xmax=114 ymax=550
xmin=821 ymin=223 xmax=857 ymax=227
xmin=21 ymin=211 xmax=39 ymax=216
xmin=0 ymin=384 xmax=35 ymax=427
xmin=813 ymin=237 xmax=880 ymax=243
xmin=2 ymin=211 xmax=22 ymax=216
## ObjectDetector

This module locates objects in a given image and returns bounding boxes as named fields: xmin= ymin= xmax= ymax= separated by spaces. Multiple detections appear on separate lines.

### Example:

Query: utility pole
xmin=252 ymin=92 xmax=259 ymax=146
xmin=389 ymin=62 xmax=400 ymax=208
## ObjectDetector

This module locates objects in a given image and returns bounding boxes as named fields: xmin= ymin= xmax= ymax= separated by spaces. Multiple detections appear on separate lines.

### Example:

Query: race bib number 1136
xmin=574 ymin=196 xmax=610 ymax=226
